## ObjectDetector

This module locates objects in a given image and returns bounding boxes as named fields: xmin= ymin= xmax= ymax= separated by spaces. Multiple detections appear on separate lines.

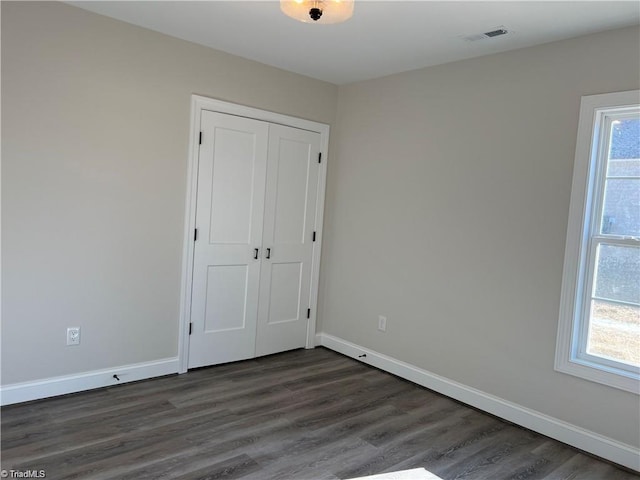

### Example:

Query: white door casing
xmin=181 ymin=97 xmax=328 ymax=371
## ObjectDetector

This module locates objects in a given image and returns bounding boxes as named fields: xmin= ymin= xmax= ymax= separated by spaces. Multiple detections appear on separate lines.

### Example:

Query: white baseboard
xmin=316 ymin=333 xmax=640 ymax=472
xmin=0 ymin=357 xmax=179 ymax=406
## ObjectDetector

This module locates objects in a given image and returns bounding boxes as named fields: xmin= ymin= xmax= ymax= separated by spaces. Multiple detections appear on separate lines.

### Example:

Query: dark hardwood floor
xmin=1 ymin=347 xmax=638 ymax=479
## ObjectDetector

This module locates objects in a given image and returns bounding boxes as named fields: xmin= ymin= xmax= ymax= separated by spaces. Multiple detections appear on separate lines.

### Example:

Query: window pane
xmin=600 ymin=179 xmax=640 ymax=235
xmin=587 ymin=300 xmax=640 ymax=367
xmin=609 ymin=118 xmax=640 ymax=161
xmin=593 ymin=244 xmax=640 ymax=304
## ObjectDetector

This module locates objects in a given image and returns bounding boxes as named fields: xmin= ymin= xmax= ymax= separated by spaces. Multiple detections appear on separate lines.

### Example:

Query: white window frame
xmin=555 ymin=90 xmax=640 ymax=394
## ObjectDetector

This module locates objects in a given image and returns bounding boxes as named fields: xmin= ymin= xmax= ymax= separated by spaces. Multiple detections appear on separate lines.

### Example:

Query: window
xmin=556 ymin=90 xmax=640 ymax=393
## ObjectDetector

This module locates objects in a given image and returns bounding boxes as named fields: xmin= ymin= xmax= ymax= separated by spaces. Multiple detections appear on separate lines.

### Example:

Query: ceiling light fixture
xmin=280 ymin=0 xmax=354 ymax=24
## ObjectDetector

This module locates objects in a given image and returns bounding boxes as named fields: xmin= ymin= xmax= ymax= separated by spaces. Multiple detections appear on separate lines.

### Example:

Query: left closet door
xmin=188 ymin=111 xmax=269 ymax=369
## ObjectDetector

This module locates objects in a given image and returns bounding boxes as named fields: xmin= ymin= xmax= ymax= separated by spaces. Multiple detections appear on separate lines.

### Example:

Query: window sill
xmin=555 ymin=355 xmax=640 ymax=394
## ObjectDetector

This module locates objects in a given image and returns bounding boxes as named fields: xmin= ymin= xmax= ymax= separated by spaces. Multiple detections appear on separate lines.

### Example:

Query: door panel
xmin=209 ymin=128 xmax=258 ymax=244
xmin=273 ymin=138 xmax=313 ymax=244
xmin=188 ymin=111 xmax=268 ymax=369
xmin=267 ymin=262 xmax=303 ymax=325
xmin=255 ymin=125 xmax=321 ymax=356
xmin=204 ymin=265 xmax=248 ymax=332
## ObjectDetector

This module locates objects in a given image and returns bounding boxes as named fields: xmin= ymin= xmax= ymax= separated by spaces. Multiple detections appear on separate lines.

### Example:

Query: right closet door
xmin=255 ymin=124 xmax=321 ymax=357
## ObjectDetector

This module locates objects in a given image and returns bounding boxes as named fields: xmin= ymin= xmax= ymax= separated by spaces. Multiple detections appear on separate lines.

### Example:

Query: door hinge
xmin=189 ymin=323 xmax=193 ymax=335
xmin=307 ymin=308 xmax=311 ymax=319
xmin=318 ymin=152 xmax=322 ymax=164
xmin=199 ymin=132 xmax=202 ymax=145
xmin=312 ymin=231 xmax=316 ymax=242
xmin=194 ymin=228 xmax=198 ymax=241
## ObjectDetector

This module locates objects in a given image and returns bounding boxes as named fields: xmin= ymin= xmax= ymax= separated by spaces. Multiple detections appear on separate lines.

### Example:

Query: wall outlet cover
xmin=378 ymin=315 xmax=387 ymax=332
xmin=67 ymin=327 xmax=80 ymax=346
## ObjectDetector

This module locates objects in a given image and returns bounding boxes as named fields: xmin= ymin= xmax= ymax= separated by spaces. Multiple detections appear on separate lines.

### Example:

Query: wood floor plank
xmin=174 ymin=453 xmax=261 ymax=480
xmin=358 ymin=397 xmax=467 ymax=448
xmin=431 ymin=427 xmax=546 ymax=479
xmin=2 ymin=400 xmax=176 ymax=448
xmin=1 ymin=347 xmax=637 ymax=480
xmin=101 ymin=416 xmax=299 ymax=480
xmin=5 ymin=408 xmax=240 ymax=477
xmin=335 ymin=410 xmax=501 ymax=479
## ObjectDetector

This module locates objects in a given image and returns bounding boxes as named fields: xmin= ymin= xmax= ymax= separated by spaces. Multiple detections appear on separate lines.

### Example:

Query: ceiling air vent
xmin=462 ymin=26 xmax=510 ymax=42
xmin=484 ymin=28 xmax=508 ymax=38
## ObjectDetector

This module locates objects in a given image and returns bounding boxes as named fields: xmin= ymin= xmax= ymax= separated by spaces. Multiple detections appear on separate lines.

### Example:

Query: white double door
xmin=188 ymin=110 xmax=321 ymax=369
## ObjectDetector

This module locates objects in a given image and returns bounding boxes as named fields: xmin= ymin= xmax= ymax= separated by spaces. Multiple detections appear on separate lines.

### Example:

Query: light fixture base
xmin=280 ymin=0 xmax=354 ymax=24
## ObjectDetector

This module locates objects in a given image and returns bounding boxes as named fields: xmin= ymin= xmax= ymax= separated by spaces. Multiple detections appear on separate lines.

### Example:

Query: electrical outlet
xmin=67 ymin=327 xmax=80 ymax=346
xmin=378 ymin=315 xmax=387 ymax=332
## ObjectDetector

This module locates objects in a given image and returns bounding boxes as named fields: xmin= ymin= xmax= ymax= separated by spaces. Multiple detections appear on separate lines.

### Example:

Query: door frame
xmin=178 ymin=95 xmax=330 ymax=373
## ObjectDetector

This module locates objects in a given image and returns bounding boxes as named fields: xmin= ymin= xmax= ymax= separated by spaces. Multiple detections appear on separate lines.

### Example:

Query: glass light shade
xmin=280 ymin=0 xmax=354 ymax=24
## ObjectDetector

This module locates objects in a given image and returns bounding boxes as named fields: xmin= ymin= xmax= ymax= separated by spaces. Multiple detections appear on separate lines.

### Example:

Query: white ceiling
xmin=69 ymin=1 xmax=640 ymax=85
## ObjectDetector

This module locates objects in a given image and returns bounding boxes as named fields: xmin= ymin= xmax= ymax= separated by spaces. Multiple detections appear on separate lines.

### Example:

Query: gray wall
xmin=319 ymin=26 xmax=640 ymax=448
xmin=1 ymin=1 xmax=337 ymax=384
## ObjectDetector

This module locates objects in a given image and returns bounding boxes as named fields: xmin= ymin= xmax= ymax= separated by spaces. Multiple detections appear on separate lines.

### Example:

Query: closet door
xmin=255 ymin=124 xmax=321 ymax=356
xmin=188 ymin=111 xmax=269 ymax=369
